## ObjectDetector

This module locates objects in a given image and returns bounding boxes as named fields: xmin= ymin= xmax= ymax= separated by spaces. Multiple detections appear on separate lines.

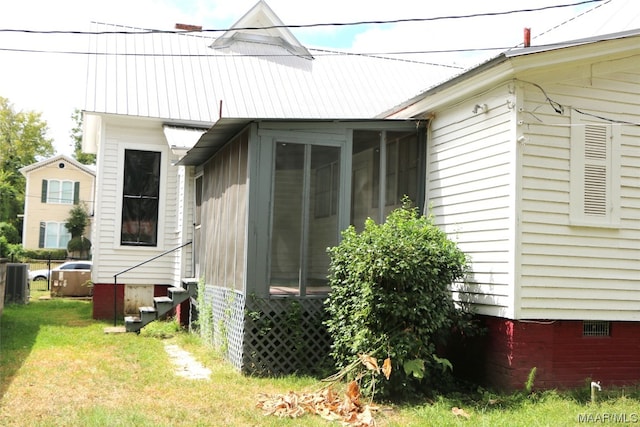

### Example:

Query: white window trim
xmin=45 ymin=221 xmax=71 ymax=249
xmin=47 ymin=179 xmax=75 ymax=204
xmin=569 ymin=109 xmax=621 ymax=227
xmin=114 ymin=141 xmax=168 ymax=249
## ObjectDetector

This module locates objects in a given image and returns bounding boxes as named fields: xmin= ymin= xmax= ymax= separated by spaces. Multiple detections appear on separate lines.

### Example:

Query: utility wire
xmin=0 ymin=0 xmax=605 ymax=35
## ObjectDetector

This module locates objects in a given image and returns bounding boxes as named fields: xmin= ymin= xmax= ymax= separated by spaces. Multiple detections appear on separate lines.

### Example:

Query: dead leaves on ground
xmin=256 ymin=381 xmax=378 ymax=426
xmin=256 ymin=353 xmax=471 ymax=425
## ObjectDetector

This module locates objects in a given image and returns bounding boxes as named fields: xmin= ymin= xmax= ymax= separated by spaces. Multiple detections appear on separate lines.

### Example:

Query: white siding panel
xmin=93 ymin=117 xmax=183 ymax=286
xmin=518 ymin=62 xmax=640 ymax=321
xmin=427 ymin=84 xmax=516 ymax=317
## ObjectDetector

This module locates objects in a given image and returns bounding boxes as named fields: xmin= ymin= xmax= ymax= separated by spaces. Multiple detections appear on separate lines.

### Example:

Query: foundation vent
xmin=583 ymin=320 xmax=610 ymax=337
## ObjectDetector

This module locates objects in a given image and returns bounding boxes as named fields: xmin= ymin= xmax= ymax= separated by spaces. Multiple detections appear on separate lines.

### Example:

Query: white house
xmin=81 ymin=1 xmax=446 ymax=371
xmin=386 ymin=29 xmax=640 ymax=389
xmin=83 ymin=0 xmax=640 ymax=388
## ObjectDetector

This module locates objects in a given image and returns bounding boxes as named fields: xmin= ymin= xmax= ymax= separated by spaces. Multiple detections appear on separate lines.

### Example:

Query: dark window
xmin=121 ymin=150 xmax=161 ymax=246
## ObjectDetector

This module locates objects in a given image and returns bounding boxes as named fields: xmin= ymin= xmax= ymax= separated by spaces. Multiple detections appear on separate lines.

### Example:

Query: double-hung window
xmin=41 ymin=180 xmax=78 ymax=204
xmin=39 ymin=221 xmax=72 ymax=248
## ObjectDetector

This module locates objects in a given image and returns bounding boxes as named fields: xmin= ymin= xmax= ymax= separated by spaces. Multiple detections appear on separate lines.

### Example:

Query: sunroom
xmin=178 ymin=118 xmax=426 ymax=374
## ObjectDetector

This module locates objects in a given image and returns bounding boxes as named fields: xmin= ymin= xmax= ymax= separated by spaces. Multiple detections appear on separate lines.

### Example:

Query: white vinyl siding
xmin=518 ymin=66 xmax=640 ymax=321
xmin=91 ymin=117 xmax=182 ymax=286
xmin=427 ymin=84 xmax=516 ymax=317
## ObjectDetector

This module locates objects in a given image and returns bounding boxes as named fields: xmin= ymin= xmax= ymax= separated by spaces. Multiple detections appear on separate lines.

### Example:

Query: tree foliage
xmin=325 ymin=201 xmax=479 ymax=399
xmin=65 ymin=203 xmax=89 ymax=238
xmin=0 ymin=96 xmax=54 ymax=227
xmin=71 ymin=109 xmax=96 ymax=165
xmin=65 ymin=204 xmax=91 ymax=259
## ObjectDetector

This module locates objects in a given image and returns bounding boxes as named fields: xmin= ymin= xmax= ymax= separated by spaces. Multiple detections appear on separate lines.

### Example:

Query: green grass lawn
xmin=1 ymin=294 xmax=639 ymax=426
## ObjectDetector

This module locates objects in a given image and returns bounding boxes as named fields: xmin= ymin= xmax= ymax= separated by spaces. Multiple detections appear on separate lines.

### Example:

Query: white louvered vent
xmin=583 ymin=124 xmax=608 ymax=216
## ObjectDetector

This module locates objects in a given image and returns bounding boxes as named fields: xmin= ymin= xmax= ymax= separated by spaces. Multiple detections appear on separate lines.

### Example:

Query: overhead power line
xmin=0 ymin=0 xmax=605 ymax=35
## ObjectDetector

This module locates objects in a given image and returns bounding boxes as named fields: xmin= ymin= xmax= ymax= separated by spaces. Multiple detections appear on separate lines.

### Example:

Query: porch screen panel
xmin=384 ymin=130 xmax=419 ymax=217
xmin=351 ymin=130 xmax=381 ymax=229
xmin=307 ymin=145 xmax=340 ymax=295
xmin=121 ymin=150 xmax=161 ymax=246
xmin=351 ymin=129 xmax=421 ymax=226
xmin=270 ymin=143 xmax=304 ymax=294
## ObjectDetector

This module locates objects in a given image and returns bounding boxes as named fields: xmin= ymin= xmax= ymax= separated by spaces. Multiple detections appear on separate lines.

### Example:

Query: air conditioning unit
xmin=5 ymin=263 xmax=29 ymax=304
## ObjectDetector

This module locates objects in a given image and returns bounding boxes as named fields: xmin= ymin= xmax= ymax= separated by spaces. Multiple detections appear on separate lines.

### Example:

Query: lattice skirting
xmin=200 ymin=287 xmax=332 ymax=375
xmin=203 ymin=286 xmax=246 ymax=371
xmin=242 ymin=296 xmax=331 ymax=376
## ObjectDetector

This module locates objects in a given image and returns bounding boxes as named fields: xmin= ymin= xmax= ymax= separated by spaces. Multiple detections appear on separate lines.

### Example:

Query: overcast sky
xmin=0 ymin=0 xmax=637 ymax=156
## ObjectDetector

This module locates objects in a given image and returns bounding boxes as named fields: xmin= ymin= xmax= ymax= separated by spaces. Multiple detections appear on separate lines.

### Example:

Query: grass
xmin=1 ymin=293 xmax=639 ymax=426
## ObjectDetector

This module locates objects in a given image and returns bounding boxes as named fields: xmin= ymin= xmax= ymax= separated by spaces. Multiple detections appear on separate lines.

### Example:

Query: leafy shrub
xmin=23 ymin=248 xmax=67 ymax=260
xmin=67 ymin=236 xmax=91 ymax=259
xmin=0 ymin=235 xmax=8 ymax=258
xmin=0 ymin=222 xmax=20 ymax=244
xmin=325 ymin=201 xmax=478 ymax=399
xmin=0 ymin=236 xmax=25 ymax=260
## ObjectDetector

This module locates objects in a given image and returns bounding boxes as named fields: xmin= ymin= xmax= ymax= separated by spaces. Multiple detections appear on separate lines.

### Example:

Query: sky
xmin=0 ymin=0 xmax=638 ymax=156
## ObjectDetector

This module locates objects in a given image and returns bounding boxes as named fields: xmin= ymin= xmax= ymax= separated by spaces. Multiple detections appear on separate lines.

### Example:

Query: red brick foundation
xmin=92 ymin=283 xmax=125 ymax=320
xmin=478 ymin=316 xmax=640 ymax=390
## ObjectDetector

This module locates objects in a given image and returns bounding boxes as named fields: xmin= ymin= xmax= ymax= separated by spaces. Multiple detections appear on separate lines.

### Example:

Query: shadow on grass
xmin=0 ymin=297 xmax=93 ymax=400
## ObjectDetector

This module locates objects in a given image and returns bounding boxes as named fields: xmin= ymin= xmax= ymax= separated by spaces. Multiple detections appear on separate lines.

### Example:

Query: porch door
xmin=269 ymin=142 xmax=340 ymax=296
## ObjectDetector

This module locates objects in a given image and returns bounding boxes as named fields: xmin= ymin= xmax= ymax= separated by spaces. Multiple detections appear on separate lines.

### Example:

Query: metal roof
xmin=382 ymin=27 xmax=640 ymax=118
xmin=84 ymin=2 xmax=456 ymax=124
xmin=176 ymin=118 xmax=251 ymax=166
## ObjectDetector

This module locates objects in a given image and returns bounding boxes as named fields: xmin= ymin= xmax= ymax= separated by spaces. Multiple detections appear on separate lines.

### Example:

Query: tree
xmin=0 ymin=96 xmax=54 ymax=227
xmin=65 ymin=204 xmax=91 ymax=259
xmin=70 ymin=109 xmax=96 ymax=165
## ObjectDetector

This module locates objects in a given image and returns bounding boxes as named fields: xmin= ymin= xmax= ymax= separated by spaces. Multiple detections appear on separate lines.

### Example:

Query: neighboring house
xmin=385 ymin=29 xmax=640 ymax=389
xmin=81 ymin=0 xmax=445 ymax=371
xmin=20 ymin=154 xmax=95 ymax=252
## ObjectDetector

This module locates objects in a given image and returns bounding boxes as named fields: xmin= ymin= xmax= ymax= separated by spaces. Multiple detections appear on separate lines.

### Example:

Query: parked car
xmin=29 ymin=261 xmax=92 ymax=282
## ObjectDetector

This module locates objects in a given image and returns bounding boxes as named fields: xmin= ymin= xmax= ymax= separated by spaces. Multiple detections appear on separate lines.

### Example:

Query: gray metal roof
xmin=83 ymin=18 xmax=455 ymax=124
xmin=382 ymin=27 xmax=640 ymax=118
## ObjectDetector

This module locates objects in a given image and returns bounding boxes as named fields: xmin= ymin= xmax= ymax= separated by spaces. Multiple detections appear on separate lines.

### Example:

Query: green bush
xmin=325 ymin=201 xmax=478 ymax=399
xmin=67 ymin=236 xmax=91 ymax=258
xmin=0 ymin=235 xmax=8 ymax=258
xmin=0 ymin=236 xmax=24 ymax=260
xmin=23 ymin=248 xmax=67 ymax=260
xmin=0 ymin=222 xmax=20 ymax=244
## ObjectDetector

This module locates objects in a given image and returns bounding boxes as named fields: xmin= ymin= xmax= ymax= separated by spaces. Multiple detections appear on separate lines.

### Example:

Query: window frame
xmin=44 ymin=179 xmax=77 ymax=204
xmin=40 ymin=221 xmax=72 ymax=249
xmin=115 ymin=143 xmax=167 ymax=249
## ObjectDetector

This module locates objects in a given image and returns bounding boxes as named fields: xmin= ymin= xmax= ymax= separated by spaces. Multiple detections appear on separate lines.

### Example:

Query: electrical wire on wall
xmin=517 ymin=79 xmax=640 ymax=127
